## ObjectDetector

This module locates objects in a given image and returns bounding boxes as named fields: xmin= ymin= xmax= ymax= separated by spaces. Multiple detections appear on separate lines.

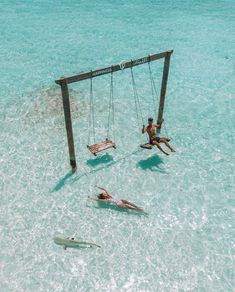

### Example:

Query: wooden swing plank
xmin=140 ymin=143 xmax=153 ymax=150
xmin=87 ymin=139 xmax=116 ymax=156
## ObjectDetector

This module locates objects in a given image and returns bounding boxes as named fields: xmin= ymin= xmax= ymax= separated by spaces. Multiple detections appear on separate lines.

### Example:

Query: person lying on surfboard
xmin=142 ymin=117 xmax=176 ymax=156
xmin=88 ymin=185 xmax=146 ymax=213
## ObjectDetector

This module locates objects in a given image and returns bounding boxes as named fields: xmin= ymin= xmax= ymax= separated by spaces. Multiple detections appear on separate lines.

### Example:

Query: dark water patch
xmin=4 ymin=86 xmax=87 ymax=126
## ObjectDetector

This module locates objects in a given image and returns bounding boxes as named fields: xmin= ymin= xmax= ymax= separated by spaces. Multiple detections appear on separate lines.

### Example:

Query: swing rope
xmin=87 ymin=57 xmax=170 ymax=152
xmin=148 ymin=58 xmax=158 ymax=120
xmin=107 ymin=67 xmax=115 ymax=141
xmin=163 ymin=120 xmax=169 ymax=137
xmin=148 ymin=59 xmax=170 ymax=138
xmin=130 ymin=63 xmax=144 ymax=131
xmin=88 ymin=73 xmax=95 ymax=145
xmin=86 ymin=71 xmax=116 ymax=155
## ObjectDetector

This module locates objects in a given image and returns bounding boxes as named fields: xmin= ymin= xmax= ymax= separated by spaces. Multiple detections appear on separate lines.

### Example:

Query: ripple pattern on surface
xmin=1 ymin=0 xmax=235 ymax=291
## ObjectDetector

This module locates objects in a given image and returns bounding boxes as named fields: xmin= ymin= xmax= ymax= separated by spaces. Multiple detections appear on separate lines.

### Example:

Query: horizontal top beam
xmin=55 ymin=49 xmax=173 ymax=85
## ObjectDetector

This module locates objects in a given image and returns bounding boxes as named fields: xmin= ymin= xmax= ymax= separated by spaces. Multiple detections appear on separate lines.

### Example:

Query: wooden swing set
xmin=55 ymin=49 xmax=173 ymax=171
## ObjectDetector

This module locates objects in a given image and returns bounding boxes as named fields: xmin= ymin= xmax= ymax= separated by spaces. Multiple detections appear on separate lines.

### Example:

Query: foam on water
xmin=0 ymin=0 xmax=235 ymax=291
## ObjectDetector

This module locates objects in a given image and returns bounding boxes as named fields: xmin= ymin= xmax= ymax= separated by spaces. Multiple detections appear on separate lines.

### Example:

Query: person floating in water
xmin=142 ymin=117 xmax=176 ymax=156
xmin=88 ymin=185 xmax=146 ymax=213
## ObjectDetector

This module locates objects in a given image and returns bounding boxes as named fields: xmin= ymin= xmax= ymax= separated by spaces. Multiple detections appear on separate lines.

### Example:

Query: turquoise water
xmin=1 ymin=0 xmax=235 ymax=291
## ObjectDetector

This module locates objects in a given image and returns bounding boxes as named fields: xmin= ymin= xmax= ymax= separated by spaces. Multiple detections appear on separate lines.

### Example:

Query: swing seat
xmin=140 ymin=143 xmax=153 ymax=150
xmin=87 ymin=139 xmax=116 ymax=156
xmin=140 ymin=137 xmax=171 ymax=150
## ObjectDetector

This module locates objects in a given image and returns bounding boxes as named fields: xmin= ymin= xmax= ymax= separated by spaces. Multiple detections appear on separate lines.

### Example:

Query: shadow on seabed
xmin=137 ymin=154 xmax=166 ymax=172
xmin=86 ymin=201 xmax=148 ymax=216
xmin=86 ymin=153 xmax=113 ymax=167
xmin=51 ymin=149 xmax=165 ymax=192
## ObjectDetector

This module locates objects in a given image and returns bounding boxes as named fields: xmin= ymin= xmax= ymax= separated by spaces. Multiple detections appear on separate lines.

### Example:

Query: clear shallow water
xmin=0 ymin=0 xmax=235 ymax=291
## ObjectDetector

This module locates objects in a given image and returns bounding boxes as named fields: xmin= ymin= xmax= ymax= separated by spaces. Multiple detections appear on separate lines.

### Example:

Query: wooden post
xmin=60 ymin=79 xmax=77 ymax=171
xmin=55 ymin=50 xmax=173 ymax=169
xmin=157 ymin=51 xmax=172 ymax=131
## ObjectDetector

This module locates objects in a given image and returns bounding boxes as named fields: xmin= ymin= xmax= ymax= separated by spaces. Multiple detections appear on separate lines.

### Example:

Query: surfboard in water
xmin=53 ymin=237 xmax=101 ymax=249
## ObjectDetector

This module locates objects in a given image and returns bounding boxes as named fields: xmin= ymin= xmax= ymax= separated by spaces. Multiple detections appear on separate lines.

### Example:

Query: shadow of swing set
xmin=55 ymin=49 xmax=173 ymax=171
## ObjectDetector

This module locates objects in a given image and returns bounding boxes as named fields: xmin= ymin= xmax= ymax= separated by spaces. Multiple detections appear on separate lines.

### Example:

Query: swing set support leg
xmin=157 ymin=51 xmax=172 ymax=132
xmin=59 ymin=79 xmax=77 ymax=171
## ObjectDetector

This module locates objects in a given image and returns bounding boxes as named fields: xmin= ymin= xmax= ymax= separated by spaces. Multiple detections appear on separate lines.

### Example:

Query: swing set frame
xmin=55 ymin=49 xmax=173 ymax=171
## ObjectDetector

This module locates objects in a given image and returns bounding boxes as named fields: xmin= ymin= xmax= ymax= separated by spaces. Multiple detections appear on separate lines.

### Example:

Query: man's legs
xmin=152 ymin=141 xmax=169 ymax=156
xmin=160 ymin=137 xmax=171 ymax=142
xmin=160 ymin=138 xmax=176 ymax=152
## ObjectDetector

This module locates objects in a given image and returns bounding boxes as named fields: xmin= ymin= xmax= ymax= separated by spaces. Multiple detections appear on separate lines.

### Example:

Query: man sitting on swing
xmin=142 ymin=117 xmax=176 ymax=156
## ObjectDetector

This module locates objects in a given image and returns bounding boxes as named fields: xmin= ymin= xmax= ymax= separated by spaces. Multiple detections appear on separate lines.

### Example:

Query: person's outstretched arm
xmin=95 ymin=185 xmax=108 ymax=194
xmin=88 ymin=196 xmax=104 ymax=202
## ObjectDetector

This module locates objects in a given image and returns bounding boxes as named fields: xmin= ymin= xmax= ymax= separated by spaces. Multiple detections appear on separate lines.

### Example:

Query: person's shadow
xmin=86 ymin=153 xmax=114 ymax=167
xmin=137 ymin=154 xmax=166 ymax=172
xmin=87 ymin=201 xmax=148 ymax=216
xmin=51 ymin=170 xmax=75 ymax=192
